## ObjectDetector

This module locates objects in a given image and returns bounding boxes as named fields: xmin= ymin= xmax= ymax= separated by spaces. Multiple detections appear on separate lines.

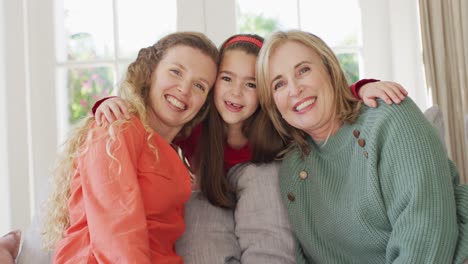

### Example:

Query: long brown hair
xmin=194 ymin=34 xmax=285 ymax=208
xmin=42 ymin=32 xmax=219 ymax=250
xmin=256 ymin=30 xmax=361 ymax=156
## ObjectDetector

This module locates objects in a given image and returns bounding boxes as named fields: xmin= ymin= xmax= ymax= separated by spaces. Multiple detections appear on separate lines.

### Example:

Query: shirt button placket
xmin=353 ymin=129 xmax=369 ymax=159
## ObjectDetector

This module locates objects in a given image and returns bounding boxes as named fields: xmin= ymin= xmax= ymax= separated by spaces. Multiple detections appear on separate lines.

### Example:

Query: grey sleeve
xmin=175 ymin=191 xmax=241 ymax=264
xmin=229 ymin=162 xmax=296 ymax=264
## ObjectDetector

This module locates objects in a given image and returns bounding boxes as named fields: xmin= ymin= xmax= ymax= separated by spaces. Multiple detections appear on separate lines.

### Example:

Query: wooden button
xmin=299 ymin=170 xmax=308 ymax=179
xmin=287 ymin=193 xmax=295 ymax=202
xmin=358 ymin=138 xmax=366 ymax=147
xmin=364 ymin=151 xmax=368 ymax=158
xmin=353 ymin=129 xmax=360 ymax=138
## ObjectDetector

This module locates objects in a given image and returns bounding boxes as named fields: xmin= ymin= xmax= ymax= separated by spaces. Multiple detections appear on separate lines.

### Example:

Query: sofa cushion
xmin=424 ymin=105 xmax=446 ymax=148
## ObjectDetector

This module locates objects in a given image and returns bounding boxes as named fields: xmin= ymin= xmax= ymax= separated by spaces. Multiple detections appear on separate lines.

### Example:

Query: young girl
xmin=93 ymin=34 xmax=407 ymax=263
xmin=42 ymin=32 xmax=219 ymax=263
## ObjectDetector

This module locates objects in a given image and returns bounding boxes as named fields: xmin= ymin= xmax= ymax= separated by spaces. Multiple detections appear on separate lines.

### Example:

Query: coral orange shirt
xmin=53 ymin=116 xmax=191 ymax=264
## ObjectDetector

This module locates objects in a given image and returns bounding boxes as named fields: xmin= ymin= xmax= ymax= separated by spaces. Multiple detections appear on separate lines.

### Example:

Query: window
xmin=237 ymin=0 xmax=299 ymax=35
xmin=55 ymin=0 xmax=176 ymax=136
xmin=236 ymin=0 xmax=362 ymax=83
xmin=299 ymin=0 xmax=362 ymax=84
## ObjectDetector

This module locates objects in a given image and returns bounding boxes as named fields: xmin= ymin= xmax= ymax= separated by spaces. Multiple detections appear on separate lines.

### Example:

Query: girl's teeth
xmin=228 ymin=101 xmax=242 ymax=108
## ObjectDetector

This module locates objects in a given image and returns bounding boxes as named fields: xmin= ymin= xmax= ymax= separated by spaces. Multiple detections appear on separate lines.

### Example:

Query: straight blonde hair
xmin=256 ymin=30 xmax=362 ymax=156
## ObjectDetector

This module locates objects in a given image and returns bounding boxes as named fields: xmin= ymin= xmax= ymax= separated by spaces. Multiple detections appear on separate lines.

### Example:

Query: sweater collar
xmin=307 ymin=122 xmax=355 ymax=155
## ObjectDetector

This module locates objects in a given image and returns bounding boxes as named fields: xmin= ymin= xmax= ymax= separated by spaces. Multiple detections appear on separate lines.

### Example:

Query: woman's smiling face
xmin=147 ymin=45 xmax=217 ymax=140
xmin=268 ymin=40 xmax=338 ymax=141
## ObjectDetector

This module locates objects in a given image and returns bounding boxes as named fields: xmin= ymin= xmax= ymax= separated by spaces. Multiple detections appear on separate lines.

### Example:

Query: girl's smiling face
xmin=214 ymin=50 xmax=259 ymax=127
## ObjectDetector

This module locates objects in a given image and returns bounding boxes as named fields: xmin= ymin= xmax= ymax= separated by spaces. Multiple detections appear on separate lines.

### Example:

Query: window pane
xmin=336 ymin=52 xmax=360 ymax=84
xmin=58 ymin=0 xmax=115 ymax=62
xmin=117 ymin=0 xmax=177 ymax=59
xmin=117 ymin=62 xmax=132 ymax=86
xmin=63 ymin=66 xmax=115 ymax=124
xmin=299 ymin=0 xmax=361 ymax=47
xmin=236 ymin=0 xmax=298 ymax=37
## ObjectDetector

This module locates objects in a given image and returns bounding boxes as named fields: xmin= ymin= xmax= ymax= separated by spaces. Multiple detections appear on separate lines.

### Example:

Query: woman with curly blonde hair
xmin=42 ymin=31 xmax=218 ymax=263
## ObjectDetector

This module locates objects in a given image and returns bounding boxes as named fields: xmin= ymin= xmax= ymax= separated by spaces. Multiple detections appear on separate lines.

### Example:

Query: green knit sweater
xmin=279 ymin=98 xmax=465 ymax=263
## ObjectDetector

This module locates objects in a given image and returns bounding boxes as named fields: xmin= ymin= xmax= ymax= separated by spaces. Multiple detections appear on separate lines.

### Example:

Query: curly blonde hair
xmin=42 ymin=32 xmax=219 ymax=250
xmin=256 ymin=30 xmax=362 ymax=156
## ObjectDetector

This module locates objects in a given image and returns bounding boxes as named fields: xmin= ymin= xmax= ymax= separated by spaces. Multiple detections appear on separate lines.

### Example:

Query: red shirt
xmin=175 ymin=124 xmax=252 ymax=171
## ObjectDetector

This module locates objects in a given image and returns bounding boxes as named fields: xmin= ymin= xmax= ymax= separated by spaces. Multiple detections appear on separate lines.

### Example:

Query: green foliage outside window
xmin=336 ymin=35 xmax=359 ymax=84
xmin=238 ymin=12 xmax=359 ymax=84
xmin=68 ymin=67 xmax=114 ymax=124
xmin=238 ymin=12 xmax=280 ymax=37
xmin=67 ymin=33 xmax=114 ymax=124
xmin=337 ymin=53 xmax=359 ymax=84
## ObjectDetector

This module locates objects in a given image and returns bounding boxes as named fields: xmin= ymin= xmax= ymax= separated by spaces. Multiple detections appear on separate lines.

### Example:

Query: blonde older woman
xmin=256 ymin=30 xmax=467 ymax=264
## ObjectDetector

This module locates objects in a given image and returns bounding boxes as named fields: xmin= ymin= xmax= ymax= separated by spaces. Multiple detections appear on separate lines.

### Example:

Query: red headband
xmin=223 ymin=36 xmax=263 ymax=49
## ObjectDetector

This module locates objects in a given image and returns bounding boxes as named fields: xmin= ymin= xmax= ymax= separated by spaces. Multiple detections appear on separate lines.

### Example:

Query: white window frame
xmin=360 ymin=0 xmax=427 ymax=109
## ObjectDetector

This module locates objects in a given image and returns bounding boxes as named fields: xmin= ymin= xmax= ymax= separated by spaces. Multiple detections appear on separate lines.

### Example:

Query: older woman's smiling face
xmin=268 ymin=40 xmax=339 ymax=141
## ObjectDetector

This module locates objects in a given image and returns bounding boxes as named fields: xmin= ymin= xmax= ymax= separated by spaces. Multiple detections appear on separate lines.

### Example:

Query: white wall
xmin=360 ymin=0 xmax=393 ymax=81
xmin=2 ymin=0 xmax=32 ymax=233
xmin=387 ymin=0 xmax=427 ymax=109
xmin=25 ymin=0 xmax=57 ymax=220
xmin=177 ymin=0 xmax=236 ymax=46
xmin=360 ymin=0 xmax=428 ymax=110
xmin=0 ymin=0 xmax=56 ymax=234
xmin=0 ymin=0 xmax=11 ymax=235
